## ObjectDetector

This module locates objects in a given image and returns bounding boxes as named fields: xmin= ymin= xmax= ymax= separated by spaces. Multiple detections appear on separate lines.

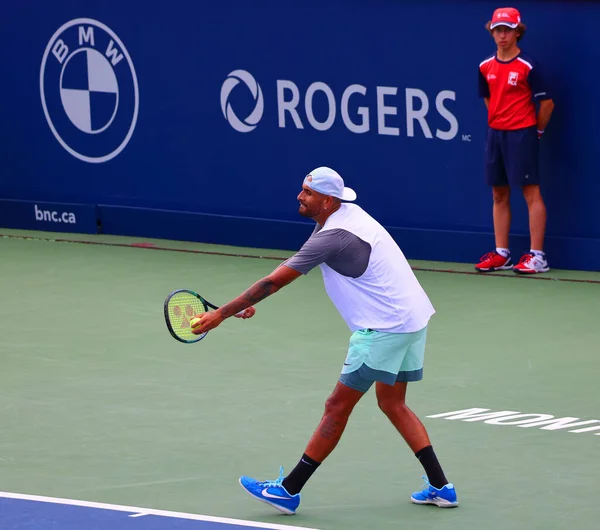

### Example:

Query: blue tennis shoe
xmin=411 ymin=476 xmax=459 ymax=507
xmin=239 ymin=466 xmax=300 ymax=514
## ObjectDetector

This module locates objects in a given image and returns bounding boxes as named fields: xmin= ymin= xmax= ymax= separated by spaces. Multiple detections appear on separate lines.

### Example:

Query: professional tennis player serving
xmin=191 ymin=166 xmax=458 ymax=513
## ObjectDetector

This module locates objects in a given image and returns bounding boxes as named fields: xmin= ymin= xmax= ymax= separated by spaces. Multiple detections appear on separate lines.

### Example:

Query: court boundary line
xmin=0 ymin=491 xmax=318 ymax=530
xmin=2 ymin=232 xmax=599 ymax=284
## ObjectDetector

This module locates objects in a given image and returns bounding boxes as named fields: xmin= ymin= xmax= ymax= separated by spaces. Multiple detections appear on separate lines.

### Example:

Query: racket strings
xmin=167 ymin=292 xmax=206 ymax=340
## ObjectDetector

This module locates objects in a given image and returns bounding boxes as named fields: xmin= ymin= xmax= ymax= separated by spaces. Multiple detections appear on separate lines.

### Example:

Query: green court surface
xmin=1 ymin=229 xmax=599 ymax=530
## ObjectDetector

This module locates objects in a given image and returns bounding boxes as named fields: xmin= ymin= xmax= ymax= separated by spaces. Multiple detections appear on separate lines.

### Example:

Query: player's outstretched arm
xmin=221 ymin=264 xmax=301 ymax=319
xmin=190 ymin=265 xmax=301 ymax=334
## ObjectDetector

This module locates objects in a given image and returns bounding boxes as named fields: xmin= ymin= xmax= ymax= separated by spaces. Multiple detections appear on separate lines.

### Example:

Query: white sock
xmin=530 ymin=249 xmax=545 ymax=258
xmin=496 ymin=247 xmax=510 ymax=258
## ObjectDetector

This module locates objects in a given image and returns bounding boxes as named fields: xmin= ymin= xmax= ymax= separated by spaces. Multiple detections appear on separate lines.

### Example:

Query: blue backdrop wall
xmin=1 ymin=0 xmax=599 ymax=271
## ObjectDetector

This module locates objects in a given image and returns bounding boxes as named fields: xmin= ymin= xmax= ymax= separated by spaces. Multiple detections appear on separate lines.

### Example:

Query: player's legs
xmin=376 ymin=381 xmax=452 ymax=490
xmin=280 ymin=339 xmax=382 ymax=496
xmin=282 ymin=329 xmax=408 ymax=496
xmin=375 ymin=327 xmax=442 ymax=477
xmin=239 ymin=331 xmax=378 ymax=511
xmin=375 ymin=328 xmax=458 ymax=507
xmin=238 ymin=381 xmax=365 ymax=514
xmin=376 ymin=381 xmax=430 ymax=451
xmin=302 ymin=380 xmax=366 ymax=463
xmin=271 ymin=383 xmax=366 ymax=502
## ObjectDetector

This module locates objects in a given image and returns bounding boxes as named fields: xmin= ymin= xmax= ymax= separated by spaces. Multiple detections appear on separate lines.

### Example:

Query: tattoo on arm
xmin=219 ymin=278 xmax=279 ymax=319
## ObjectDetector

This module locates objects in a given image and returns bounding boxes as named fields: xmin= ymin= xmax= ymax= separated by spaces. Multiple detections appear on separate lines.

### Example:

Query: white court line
xmin=0 ymin=491 xmax=319 ymax=530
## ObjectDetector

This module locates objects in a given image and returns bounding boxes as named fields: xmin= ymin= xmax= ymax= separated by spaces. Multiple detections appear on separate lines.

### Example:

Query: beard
xmin=298 ymin=203 xmax=311 ymax=217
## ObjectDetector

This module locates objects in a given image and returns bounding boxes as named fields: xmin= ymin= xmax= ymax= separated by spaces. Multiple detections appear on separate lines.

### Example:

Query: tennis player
xmin=191 ymin=167 xmax=458 ymax=512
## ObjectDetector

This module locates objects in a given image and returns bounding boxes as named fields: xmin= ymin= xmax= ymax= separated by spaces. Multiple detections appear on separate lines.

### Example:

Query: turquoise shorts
xmin=339 ymin=326 xmax=427 ymax=393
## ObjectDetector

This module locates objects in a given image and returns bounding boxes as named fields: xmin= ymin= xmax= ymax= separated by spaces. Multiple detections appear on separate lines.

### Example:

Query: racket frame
xmin=163 ymin=289 xmax=219 ymax=344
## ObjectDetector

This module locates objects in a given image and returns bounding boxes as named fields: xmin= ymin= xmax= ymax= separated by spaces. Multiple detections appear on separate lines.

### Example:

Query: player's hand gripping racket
xmin=164 ymin=289 xmax=222 ymax=343
xmin=164 ymin=289 xmax=248 ymax=343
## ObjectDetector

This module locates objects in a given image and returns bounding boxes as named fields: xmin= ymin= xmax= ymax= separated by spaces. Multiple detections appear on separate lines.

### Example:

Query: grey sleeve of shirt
xmin=282 ymin=228 xmax=371 ymax=277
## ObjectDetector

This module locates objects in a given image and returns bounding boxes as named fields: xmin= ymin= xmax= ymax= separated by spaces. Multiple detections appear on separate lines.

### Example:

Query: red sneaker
xmin=513 ymin=253 xmax=550 ymax=274
xmin=475 ymin=251 xmax=513 ymax=272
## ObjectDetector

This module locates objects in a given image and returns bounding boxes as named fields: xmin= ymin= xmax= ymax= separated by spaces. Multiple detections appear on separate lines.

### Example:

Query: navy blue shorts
xmin=485 ymin=126 xmax=539 ymax=187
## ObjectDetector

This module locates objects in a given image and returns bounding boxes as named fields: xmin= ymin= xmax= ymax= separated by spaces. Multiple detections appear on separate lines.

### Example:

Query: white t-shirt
xmin=283 ymin=203 xmax=435 ymax=333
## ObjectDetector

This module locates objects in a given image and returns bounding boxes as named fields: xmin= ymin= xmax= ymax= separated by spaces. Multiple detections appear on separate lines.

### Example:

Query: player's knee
xmin=522 ymin=185 xmax=544 ymax=207
xmin=376 ymin=393 xmax=406 ymax=416
xmin=324 ymin=393 xmax=354 ymax=417
xmin=492 ymin=187 xmax=510 ymax=204
xmin=377 ymin=396 xmax=391 ymax=415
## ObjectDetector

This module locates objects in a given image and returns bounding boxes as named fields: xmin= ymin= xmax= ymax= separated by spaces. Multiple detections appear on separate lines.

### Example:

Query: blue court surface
xmin=0 ymin=492 xmax=319 ymax=530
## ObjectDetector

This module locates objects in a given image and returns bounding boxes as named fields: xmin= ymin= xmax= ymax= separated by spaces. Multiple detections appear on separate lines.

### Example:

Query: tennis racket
xmin=163 ymin=289 xmax=222 ymax=343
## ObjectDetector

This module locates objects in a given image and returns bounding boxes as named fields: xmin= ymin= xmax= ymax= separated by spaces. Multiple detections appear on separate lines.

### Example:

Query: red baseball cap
xmin=490 ymin=7 xmax=522 ymax=29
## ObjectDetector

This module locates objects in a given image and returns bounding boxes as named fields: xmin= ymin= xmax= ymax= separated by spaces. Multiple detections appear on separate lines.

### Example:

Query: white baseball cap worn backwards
xmin=303 ymin=167 xmax=357 ymax=201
